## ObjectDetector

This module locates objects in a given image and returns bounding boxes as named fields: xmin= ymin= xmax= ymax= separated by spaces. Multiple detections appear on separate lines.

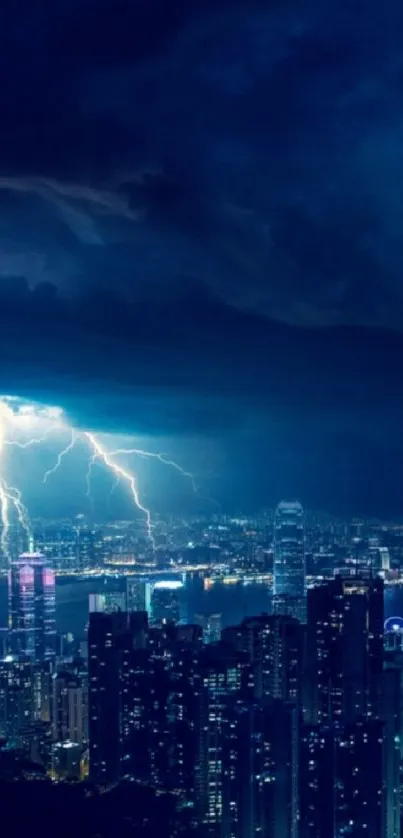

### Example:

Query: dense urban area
xmin=1 ymin=503 xmax=402 ymax=837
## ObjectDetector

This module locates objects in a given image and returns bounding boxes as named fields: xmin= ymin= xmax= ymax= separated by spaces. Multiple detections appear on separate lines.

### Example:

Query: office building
xmin=89 ymin=591 xmax=126 ymax=614
xmin=151 ymin=580 xmax=182 ymax=624
xmin=126 ymin=577 xmax=147 ymax=612
xmin=194 ymin=612 xmax=222 ymax=644
xmin=273 ymin=501 xmax=306 ymax=622
xmin=8 ymin=553 xmax=56 ymax=662
xmin=51 ymin=740 xmax=82 ymax=781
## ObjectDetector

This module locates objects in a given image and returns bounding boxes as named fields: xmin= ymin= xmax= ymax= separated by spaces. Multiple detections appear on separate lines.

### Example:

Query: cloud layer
xmin=0 ymin=0 xmax=402 ymax=513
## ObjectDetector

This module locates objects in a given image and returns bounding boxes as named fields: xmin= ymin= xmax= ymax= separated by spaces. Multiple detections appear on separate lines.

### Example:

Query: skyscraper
xmin=8 ymin=553 xmax=56 ymax=662
xmin=194 ymin=644 xmax=245 ymax=830
xmin=88 ymin=610 xmax=128 ymax=786
xmin=306 ymin=575 xmax=384 ymax=725
xmin=300 ymin=719 xmax=386 ymax=838
xmin=273 ymin=501 xmax=306 ymax=622
xmin=225 ymin=699 xmax=299 ymax=838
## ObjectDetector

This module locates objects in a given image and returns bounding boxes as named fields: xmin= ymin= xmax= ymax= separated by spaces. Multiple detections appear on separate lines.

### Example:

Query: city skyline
xmin=1 ymin=2 xmax=403 ymax=836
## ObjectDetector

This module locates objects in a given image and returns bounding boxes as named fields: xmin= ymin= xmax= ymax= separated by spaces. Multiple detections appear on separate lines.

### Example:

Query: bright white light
xmin=0 ymin=394 xmax=198 ymax=559
xmin=153 ymin=580 xmax=183 ymax=590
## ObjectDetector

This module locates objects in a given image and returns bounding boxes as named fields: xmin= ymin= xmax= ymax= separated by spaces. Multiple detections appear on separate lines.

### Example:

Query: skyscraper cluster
xmin=0 ymin=505 xmax=401 ymax=837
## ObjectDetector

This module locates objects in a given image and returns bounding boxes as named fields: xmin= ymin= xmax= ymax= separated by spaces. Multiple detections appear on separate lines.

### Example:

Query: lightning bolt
xmin=0 ymin=479 xmax=31 ymax=559
xmin=107 ymin=475 xmax=121 ymax=508
xmin=42 ymin=430 xmax=77 ymax=484
xmin=0 ymin=407 xmax=43 ymax=559
xmin=108 ymin=447 xmax=197 ymax=493
xmin=85 ymin=451 xmax=98 ymax=509
xmin=3 ymin=426 xmax=58 ymax=450
xmin=85 ymin=433 xmax=155 ymax=546
xmin=0 ymin=396 xmax=204 ymax=562
xmin=0 ymin=482 xmax=10 ymax=560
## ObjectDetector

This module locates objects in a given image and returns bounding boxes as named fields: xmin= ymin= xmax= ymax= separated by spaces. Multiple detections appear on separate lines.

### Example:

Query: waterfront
xmin=0 ymin=576 xmax=401 ymax=639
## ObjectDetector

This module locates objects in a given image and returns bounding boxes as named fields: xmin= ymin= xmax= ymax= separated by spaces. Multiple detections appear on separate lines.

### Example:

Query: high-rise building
xmin=380 ymin=662 xmax=401 ymax=838
xmin=151 ymin=581 xmax=182 ymax=625
xmin=52 ymin=671 xmax=85 ymax=746
xmin=194 ymin=643 xmax=247 ymax=831
xmin=89 ymin=591 xmax=126 ymax=614
xmin=0 ymin=655 xmax=34 ymax=746
xmin=194 ymin=612 xmax=222 ymax=644
xmin=228 ymin=700 xmax=299 ymax=838
xmin=299 ymin=725 xmax=335 ymax=838
xmin=51 ymin=741 xmax=82 ymax=781
xmin=335 ymin=718 xmax=385 ymax=838
xmin=306 ymin=575 xmax=384 ymax=724
xmin=223 ymin=614 xmax=303 ymax=709
xmin=126 ymin=577 xmax=147 ymax=612
xmin=273 ymin=501 xmax=306 ymax=622
xmin=8 ymin=553 xmax=56 ymax=662
xmin=76 ymin=525 xmax=96 ymax=571
xmin=168 ymin=642 xmax=201 ymax=801
xmin=88 ymin=610 xmax=128 ymax=786
xmin=300 ymin=719 xmax=386 ymax=838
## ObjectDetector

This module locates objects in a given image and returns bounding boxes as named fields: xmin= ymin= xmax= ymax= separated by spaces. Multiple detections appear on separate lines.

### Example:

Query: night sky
xmin=1 ymin=0 xmax=403 ymax=516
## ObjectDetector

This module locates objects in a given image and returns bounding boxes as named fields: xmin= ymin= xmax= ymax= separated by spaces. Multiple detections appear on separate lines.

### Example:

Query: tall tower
xmin=8 ymin=553 xmax=56 ymax=662
xmin=273 ymin=501 xmax=306 ymax=622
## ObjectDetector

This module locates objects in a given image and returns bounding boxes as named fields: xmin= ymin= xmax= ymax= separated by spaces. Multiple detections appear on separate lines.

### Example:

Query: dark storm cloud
xmin=0 ymin=0 xmax=403 ymax=512
xmin=0 ymin=0 xmax=402 ymax=323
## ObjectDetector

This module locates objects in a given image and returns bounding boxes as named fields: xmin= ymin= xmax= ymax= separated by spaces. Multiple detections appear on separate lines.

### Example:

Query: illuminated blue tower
xmin=273 ymin=501 xmax=306 ymax=622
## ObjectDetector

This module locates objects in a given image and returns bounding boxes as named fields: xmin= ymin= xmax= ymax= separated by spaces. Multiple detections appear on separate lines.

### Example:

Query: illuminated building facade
xmin=88 ymin=610 xmax=128 ymax=785
xmin=151 ymin=580 xmax=183 ymax=625
xmin=126 ymin=577 xmax=147 ymax=612
xmin=51 ymin=740 xmax=82 ymax=781
xmin=273 ymin=501 xmax=306 ymax=622
xmin=224 ymin=614 xmax=303 ymax=708
xmin=194 ymin=644 xmax=244 ymax=830
xmin=8 ymin=553 xmax=56 ymax=662
xmin=306 ymin=576 xmax=384 ymax=725
xmin=230 ymin=700 xmax=299 ymax=838
xmin=0 ymin=655 xmax=34 ymax=745
xmin=194 ymin=612 xmax=222 ymax=644
xmin=52 ymin=671 xmax=85 ymax=745
xmin=300 ymin=719 xmax=386 ymax=838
